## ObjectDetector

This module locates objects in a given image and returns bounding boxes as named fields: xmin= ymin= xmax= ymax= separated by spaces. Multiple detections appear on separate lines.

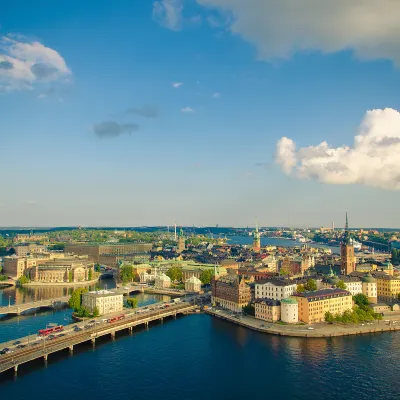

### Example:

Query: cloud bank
xmin=0 ymin=35 xmax=71 ymax=91
xmin=276 ymin=108 xmax=400 ymax=190
xmin=93 ymin=121 xmax=139 ymax=138
xmin=153 ymin=0 xmax=183 ymax=31
xmin=197 ymin=0 xmax=400 ymax=64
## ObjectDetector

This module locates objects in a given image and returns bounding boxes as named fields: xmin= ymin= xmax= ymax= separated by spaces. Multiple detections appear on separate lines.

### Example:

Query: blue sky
xmin=1 ymin=0 xmax=400 ymax=228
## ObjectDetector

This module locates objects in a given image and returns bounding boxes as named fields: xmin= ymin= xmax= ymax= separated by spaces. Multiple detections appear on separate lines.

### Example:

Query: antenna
xmin=174 ymin=223 xmax=177 ymax=241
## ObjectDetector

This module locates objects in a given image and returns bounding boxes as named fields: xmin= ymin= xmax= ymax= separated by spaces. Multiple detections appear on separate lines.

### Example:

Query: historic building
xmin=255 ymin=279 xmax=297 ymax=301
xmin=155 ymin=273 xmax=171 ymax=289
xmin=185 ymin=276 xmax=202 ymax=293
xmin=13 ymin=233 xmax=48 ymax=243
xmin=280 ymin=297 xmax=299 ymax=324
xmin=13 ymin=243 xmax=47 ymax=257
xmin=375 ymin=275 xmax=400 ymax=303
xmin=340 ymin=213 xmax=356 ymax=275
xmin=280 ymin=255 xmax=313 ymax=276
xmin=177 ymin=228 xmax=186 ymax=253
xmin=254 ymin=299 xmax=281 ymax=322
xmin=253 ymin=223 xmax=261 ymax=253
xmin=211 ymin=274 xmax=251 ymax=312
xmin=361 ymin=273 xmax=378 ymax=303
xmin=3 ymin=256 xmax=38 ymax=279
xmin=293 ymin=288 xmax=353 ymax=324
xmin=82 ymin=290 xmax=123 ymax=316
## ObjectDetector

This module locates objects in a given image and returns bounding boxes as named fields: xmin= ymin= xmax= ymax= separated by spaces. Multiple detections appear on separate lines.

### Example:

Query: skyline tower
xmin=177 ymin=228 xmax=186 ymax=253
xmin=253 ymin=220 xmax=261 ymax=253
xmin=340 ymin=212 xmax=356 ymax=275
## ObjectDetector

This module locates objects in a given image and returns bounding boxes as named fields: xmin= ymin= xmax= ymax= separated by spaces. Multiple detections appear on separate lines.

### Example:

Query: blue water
xmin=1 ymin=314 xmax=399 ymax=399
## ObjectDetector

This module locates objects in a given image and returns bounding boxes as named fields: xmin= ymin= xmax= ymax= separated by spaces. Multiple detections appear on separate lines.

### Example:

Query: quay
xmin=206 ymin=309 xmax=400 ymax=338
xmin=0 ymin=302 xmax=196 ymax=375
xmin=0 ymin=296 xmax=70 ymax=316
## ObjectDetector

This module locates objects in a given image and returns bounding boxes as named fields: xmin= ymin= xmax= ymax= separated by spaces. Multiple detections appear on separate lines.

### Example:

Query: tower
xmin=177 ymin=228 xmax=186 ymax=253
xmin=340 ymin=212 xmax=356 ymax=275
xmin=253 ymin=220 xmax=261 ymax=253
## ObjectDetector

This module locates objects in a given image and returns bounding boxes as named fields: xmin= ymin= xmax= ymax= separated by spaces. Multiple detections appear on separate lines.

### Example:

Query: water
xmin=1 ymin=314 xmax=399 ymax=400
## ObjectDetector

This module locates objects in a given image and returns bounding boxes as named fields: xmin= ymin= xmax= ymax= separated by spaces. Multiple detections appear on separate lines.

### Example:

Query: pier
xmin=0 ymin=302 xmax=196 ymax=375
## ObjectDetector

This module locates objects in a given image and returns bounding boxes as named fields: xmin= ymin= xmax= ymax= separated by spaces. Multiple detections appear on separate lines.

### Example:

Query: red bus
xmin=107 ymin=315 xmax=125 ymax=323
xmin=38 ymin=325 xmax=64 ymax=336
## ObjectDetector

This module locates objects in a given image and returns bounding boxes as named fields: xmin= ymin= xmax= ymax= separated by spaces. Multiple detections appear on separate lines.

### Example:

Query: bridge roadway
xmin=0 ymin=302 xmax=196 ymax=375
xmin=0 ymin=296 xmax=71 ymax=316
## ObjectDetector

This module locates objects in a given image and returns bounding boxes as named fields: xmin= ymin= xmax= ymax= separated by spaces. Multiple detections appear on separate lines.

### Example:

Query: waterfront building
xmin=340 ymin=213 xmax=356 ymax=275
xmin=211 ymin=274 xmax=251 ymax=312
xmin=280 ymin=298 xmax=299 ymax=324
xmin=185 ymin=276 xmax=202 ymax=293
xmin=375 ymin=275 xmax=400 ymax=303
xmin=155 ymin=273 xmax=171 ymax=289
xmin=254 ymin=299 xmax=281 ymax=322
xmin=253 ymin=223 xmax=261 ymax=253
xmin=3 ymin=256 xmax=38 ymax=279
xmin=361 ymin=273 xmax=378 ymax=303
xmin=82 ymin=290 xmax=123 ymax=316
xmin=255 ymin=279 xmax=297 ymax=301
xmin=293 ymin=288 xmax=353 ymax=324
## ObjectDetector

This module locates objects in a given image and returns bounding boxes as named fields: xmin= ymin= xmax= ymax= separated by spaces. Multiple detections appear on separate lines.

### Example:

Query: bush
xmin=17 ymin=276 xmax=30 ymax=285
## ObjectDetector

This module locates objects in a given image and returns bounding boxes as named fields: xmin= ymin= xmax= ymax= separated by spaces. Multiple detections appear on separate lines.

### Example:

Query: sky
xmin=1 ymin=0 xmax=400 ymax=228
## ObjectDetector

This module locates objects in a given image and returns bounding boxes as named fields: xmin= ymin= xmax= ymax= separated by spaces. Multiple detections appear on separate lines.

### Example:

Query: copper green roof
xmin=281 ymin=297 xmax=298 ymax=304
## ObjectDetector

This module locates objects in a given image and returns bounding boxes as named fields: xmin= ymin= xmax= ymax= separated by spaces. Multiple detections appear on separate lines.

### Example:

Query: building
xmin=375 ymin=275 xmax=400 ymax=303
xmin=253 ymin=223 xmax=261 ymax=253
xmin=294 ymin=288 xmax=353 ymax=324
xmin=82 ymin=290 xmax=123 ymax=316
xmin=281 ymin=297 xmax=299 ymax=324
xmin=3 ymin=256 xmax=38 ymax=279
xmin=154 ymin=273 xmax=171 ymax=289
xmin=181 ymin=264 xmax=227 ymax=282
xmin=177 ymin=229 xmax=186 ymax=253
xmin=280 ymin=255 xmax=312 ymax=276
xmin=13 ymin=243 xmax=47 ymax=257
xmin=64 ymin=243 xmax=153 ymax=262
xmin=255 ymin=279 xmax=297 ymax=300
xmin=361 ymin=273 xmax=378 ymax=303
xmin=340 ymin=213 xmax=356 ymax=275
xmin=185 ymin=276 xmax=202 ymax=293
xmin=211 ymin=274 xmax=251 ymax=312
xmin=321 ymin=273 xmax=362 ymax=296
xmin=254 ymin=299 xmax=281 ymax=322
xmin=14 ymin=233 xmax=48 ymax=243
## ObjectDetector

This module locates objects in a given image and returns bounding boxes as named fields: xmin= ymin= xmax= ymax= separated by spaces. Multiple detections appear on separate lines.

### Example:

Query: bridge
xmin=0 ymin=296 xmax=70 ymax=316
xmin=0 ymin=302 xmax=196 ymax=375
xmin=115 ymin=285 xmax=188 ymax=297
xmin=0 ymin=280 xmax=16 ymax=287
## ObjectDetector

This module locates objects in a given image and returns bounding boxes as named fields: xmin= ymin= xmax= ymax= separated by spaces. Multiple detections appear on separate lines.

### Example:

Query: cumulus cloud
xmin=92 ymin=121 xmax=140 ymax=138
xmin=0 ymin=35 xmax=71 ymax=91
xmin=172 ymin=81 xmax=183 ymax=88
xmin=153 ymin=0 xmax=183 ymax=31
xmin=181 ymin=106 xmax=194 ymax=112
xmin=275 ymin=108 xmax=400 ymax=190
xmin=212 ymin=92 xmax=221 ymax=98
xmin=197 ymin=0 xmax=400 ymax=64
xmin=123 ymin=106 xmax=159 ymax=118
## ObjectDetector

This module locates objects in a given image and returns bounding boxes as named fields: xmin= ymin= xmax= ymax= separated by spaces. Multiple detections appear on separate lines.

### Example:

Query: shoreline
xmin=205 ymin=309 xmax=400 ymax=338
xmin=21 ymin=277 xmax=100 ymax=287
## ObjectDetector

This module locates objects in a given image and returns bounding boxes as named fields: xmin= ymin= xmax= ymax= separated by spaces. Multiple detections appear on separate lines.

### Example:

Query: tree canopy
xmin=120 ymin=265 xmax=135 ymax=283
xmin=304 ymin=279 xmax=317 ymax=291
xmin=68 ymin=288 xmax=88 ymax=311
xmin=126 ymin=297 xmax=139 ymax=308
xmin=353 ymin=293 xmax=369 ymax=307
xmin=199 ymin=269 xmax=213 ymax=285
xmin=336 ymin=280 xmax=347 ymax=290
xmin=166 ymin=266 xmax=183 ymax=282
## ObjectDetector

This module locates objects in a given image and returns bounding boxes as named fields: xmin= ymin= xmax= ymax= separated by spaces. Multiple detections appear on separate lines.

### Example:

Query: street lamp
xmin=8 ymin=295 xmax=11 ymax=308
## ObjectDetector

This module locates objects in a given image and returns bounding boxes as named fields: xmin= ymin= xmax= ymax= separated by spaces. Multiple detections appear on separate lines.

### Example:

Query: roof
xmin=281 ymin=297 xmax=298 ymax=305
xmin=83 ymin=290 xmax=122 ymax=298
xmin=255 ymin=279 xmax=296 ymax=287
xmin=254 ymin=298 xmax=280 ymax=307
xmin=295 ymin=288 xmax=351 ymax=301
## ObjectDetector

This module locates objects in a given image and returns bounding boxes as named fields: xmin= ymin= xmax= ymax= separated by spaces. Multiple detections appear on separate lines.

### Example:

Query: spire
xmin=342 ymin=211 xmax=351 ymax=245
xmin=345 ymin=211 xmax=348 ymax=231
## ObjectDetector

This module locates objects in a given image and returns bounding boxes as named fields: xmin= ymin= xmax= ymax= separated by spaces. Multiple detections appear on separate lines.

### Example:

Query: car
xmin=48 ymin=335 xmax=56 ymax=340
xmin=74 ymin=327 xmax=82 ymax=332
xmin=13 ymin=341 xmax=21 ymax=345
xmin=58 ymin=333 xmax=65 ymax=337
xmin=3 ymin=348 xmax=13 ymax=354
xmin=90 ymin=320 xmax=96 ymax=323
xmin=307 ymin=327 xmax=314 ymax=330
xmin=260 ymin=324 xmax=265 ymax=328
xmin=17 ymin=344 xmax=26 ymax=349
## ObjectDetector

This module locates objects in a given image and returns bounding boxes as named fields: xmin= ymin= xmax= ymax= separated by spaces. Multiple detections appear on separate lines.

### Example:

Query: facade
xmin=3 ymin=257 xmax=38 ymax=279
xmin=181 ymin=265 xmax=227 ymax=282
xmin=281 ymin=298 xmax=299 ymax=324
xmin=361 ymin=273 xmax=378 ymax=303
xmin=376 ymin=275 xmax=400 ymax=303
xmin=185 ymin=276 xmax=202 ymax=293
xmin=322 ymin=275 xmax=362 ymax=296
xmin=255 ymin=279 xmax=297 ymax=301
xmin=13 ymin=244 xmax=47 ymax=257
xmin=254 ymin=299 xmax=281 ymax=322
xmin=14 ymin=233 xmax=48 ymax=243
xmin=294 ymin=288 xmax=353 ymax=324
xmin=211 ymin=274 xmax=251 ymax=312
xmin=281 ymin=255 xmax=312 ymax=276
xmin=154 ymin=273 xmax=171 ymax=289
xmin=82 ymin=290 xmax=123 ymax=316
xmin=177 ymin=229 xmax=186 ymax=253
xmin=340 ymin=213 xmax=356 ymax=275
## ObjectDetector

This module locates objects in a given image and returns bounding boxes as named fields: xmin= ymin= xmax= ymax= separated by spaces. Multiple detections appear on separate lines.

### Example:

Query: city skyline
xmin=1 ymin=1 xmax=400 ymax=227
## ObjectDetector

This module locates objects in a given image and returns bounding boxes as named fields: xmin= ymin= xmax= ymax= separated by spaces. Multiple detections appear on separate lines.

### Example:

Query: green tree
xmin=68 ymin=288 xmax=88 ymax=311
xmin=353 ymin=293 xmax=369 ymax=307
xmin=391 ymin=248 xmax=399 ymax=264
xmin=325 ymin=311 xmax=334 ymax=323
xmin=304 ymin=279 xmax=317 ymax=291
xmin=17 ymin=276 xmax=30 ymax=285
xmin=88 ymin=269 xmax=93 ymax=280
xmin=94 ymin=263 xmax=101 ymax=272
xmin=0 ymin=275 xmax=7 ymax=281
xmin=296 ymin=284 xmax=305 ymax=293
xmin=76 ymin=306 xmax=90 ymax=317
xmin=279 ymin=267 xmax=290 ymax=276
xmin=126 ymin=297 xmax=139 ymax=308
xmin=336 ymin=280 xmax=347 ymax=290
xmin=199 ymin=269 xmax=214 ymax=285
xmin=92 ymin=306 xmax=100 ymax=317
xmin=68 ymin=271 xmax=73 ymax=283
xmin=166 ymin=266 xmax=183 ymax=282
xmin=242 ymin=304 xmax=255 ymax=316
xmin=120 ymin=265 xmax=134 ymax=283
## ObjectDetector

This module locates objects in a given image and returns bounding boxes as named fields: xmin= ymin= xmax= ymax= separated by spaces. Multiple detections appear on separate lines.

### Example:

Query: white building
xmin=280 ymin=297 xmax=299 ymax=324
xmin=155 ymin=273 xmax=171 ymax=289
xmin=81 ymin=290 xmax=123 ymax=316
xmin=139 ymin=268 xmax=158 ymax=283
xmin=255 ymin=279 xmax=297 ymax=300
xmin=185 ymin=276 xmax=202 ymax=293
xmin=322 ymin=275 xmax=363 ymax=296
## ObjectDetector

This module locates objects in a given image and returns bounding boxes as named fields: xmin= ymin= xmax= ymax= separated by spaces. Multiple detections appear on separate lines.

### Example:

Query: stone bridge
xmin=0 ymin=296 xmax=70 ymax=316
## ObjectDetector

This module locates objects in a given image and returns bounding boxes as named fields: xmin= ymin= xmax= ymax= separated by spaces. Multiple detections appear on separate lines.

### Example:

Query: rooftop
xmin=83 ymin=290 xmax=121 ymax=298
xmin=256 ymin=279 xmax=296 ymax=287
xmin=295 ymin=288 xmax=351 ymax=301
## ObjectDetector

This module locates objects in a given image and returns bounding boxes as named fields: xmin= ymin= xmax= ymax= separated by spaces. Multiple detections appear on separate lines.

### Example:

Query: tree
xmin=336 ymin=280 xmax=347 ymax=290
xmin=304 ymin=279 xmax=317 ymax=291
xmin=242 ymin=304 xmax=255 ymax=316
xmin=92 ymin=306 xmax=100 ymax=317
xmin=353 ymin=293 xmax=369 ymax=307
xmin=76 ymin=306 xmax=90 ymax=318
xmin=68 ymin=288 xmax=88 ymax=311
xmin=17 ymin=276 xmax=30 ymax=285
xmin=199 ymin=269 xmax=214 ymax=285
xmin=166 ymin=266 xmax=183 ymax=282
xmin=0 ymin=275 xmax=7 ymax=281
xmin=296 ymin=284 xmax=305 ymax=293
xmin=126 ymin=297 xmax=139 ymax=308
xmin=88 ymin=269 xmax=93 ymax=280
xmin=120 ymin=265 xmax=134 ymax=283
xmin=325 ymin=311 xmax=334 ymax=323
xmin=279 ymin=267 xmax=290 ymax=276
xmin=68 ymin=271 xmax=73 ymax=283
xmin=94 ymin=263 xmax=101 ymax=272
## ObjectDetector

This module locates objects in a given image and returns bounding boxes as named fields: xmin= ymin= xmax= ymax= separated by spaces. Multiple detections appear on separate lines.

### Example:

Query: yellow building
xmin=294 ymin=288 xmax=353 ymax=324
xmin=254 ymin=299 xmax=281 ymax=322
xmin=376 ymin=275 xmax=400 ymax=302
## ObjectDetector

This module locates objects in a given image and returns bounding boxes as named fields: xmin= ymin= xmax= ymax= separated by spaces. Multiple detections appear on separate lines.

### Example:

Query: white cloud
xmin=275 ymin=108 xmax=400 ymax=190
xmin=172 ymin=81 xmax=183 ymax=88
xmin=197 ymin=0 xmax=400 ymax=65
xmin=0 ymin=35 xmax=71 ymax=92
xmin=212 ymin=92 xmax=221 ymax=98
xmin=181 ymin=106 xmax=194 ymax=112
xmin=153 ymin=0 xmax=183 ymax=31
